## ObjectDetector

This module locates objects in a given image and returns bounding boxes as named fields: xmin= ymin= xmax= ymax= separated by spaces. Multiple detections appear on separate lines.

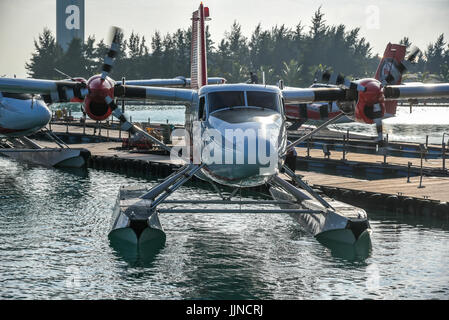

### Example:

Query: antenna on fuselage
xmin=54 ymin=68 xmax=74 ymax=80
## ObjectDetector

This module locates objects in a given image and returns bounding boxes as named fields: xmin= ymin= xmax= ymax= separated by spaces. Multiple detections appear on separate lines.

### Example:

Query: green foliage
xmin=25 ymin=9 xmax=448 ymax=84
xmin=282 ymin=60 xmax=303 ymax=86
xmin=25 ymin=28 xmax=63 ymax=79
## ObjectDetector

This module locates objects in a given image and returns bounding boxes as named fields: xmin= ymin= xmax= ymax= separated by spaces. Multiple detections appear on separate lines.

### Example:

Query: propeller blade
xmin=101 ymin=27 xmax=122 ymax=80
xmin=406 ymin=46 xmax=420 ymax=63
xmin=316 ymin=69 xmax=352 ymax=88
xmin=397 ymin=46 xmax=421 ymax=77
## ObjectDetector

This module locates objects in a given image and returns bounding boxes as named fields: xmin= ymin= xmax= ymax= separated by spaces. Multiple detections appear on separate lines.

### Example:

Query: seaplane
xmin=285 ymin=43 xmax=421 ymax=140
xmin=0 ymin=67 xmax=223 ymax=169
xmin=1 ymin=3 xmax=448 ymax=252
xmin=0 ymin=88 xmax=94 ymax=167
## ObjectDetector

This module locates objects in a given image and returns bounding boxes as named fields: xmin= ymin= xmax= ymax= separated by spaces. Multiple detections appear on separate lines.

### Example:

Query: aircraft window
xmin=208 ymin=91 xmax=245 ymax=113
xmin=246 ymin=91 xmax=279 ymax=111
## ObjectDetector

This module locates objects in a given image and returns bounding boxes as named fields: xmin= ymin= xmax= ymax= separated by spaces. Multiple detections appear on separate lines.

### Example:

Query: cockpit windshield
xmin=208 ymin=90 xmax=280 ymax=114
xmin=246 ymin=91 xmax=279 ymax=111
xmin=208 ymin=91 xmax=245 ymax=113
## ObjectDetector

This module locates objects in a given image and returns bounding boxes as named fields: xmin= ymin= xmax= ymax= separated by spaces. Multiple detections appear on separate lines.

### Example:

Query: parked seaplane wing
xmin=282 ymin=86 xmax=348 ymax=104
xmin=282 ymin=81 xmax=449 ymax=141
xmin=0 ymin=76 xmax=223 ymax=103
xmin=383 ymin=83 xmax=449 ymax=100
xmin=0 ymin=78 xmax=88 ymax=103
xmin=282 ymin=83 xmax=449 ymax=104
xmin=116 ymin=77 xmax=225 ymax=87
xmin=114 ymin=84 xmax=196 ymax=103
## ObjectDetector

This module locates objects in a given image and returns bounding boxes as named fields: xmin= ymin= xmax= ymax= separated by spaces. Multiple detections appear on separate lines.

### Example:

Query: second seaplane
xmin=1 ymin=3 xmax=448 ymax=250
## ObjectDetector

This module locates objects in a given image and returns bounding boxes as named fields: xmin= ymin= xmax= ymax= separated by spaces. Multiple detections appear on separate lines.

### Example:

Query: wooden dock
xmin=294 ymin=170 xmax=449 ymax=202
xmin=295 ymin=147 xmax=447 ymax=171
xmin=25 ymin=122 xmax=449 ymax=217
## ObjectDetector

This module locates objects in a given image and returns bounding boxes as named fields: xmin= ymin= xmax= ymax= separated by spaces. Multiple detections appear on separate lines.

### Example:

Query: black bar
xmin=313 ymin=88 xmax=347 ymax=102
xmin=119 ymin=85 xmax=147 ymax=99
xmin=384 ymin=86 xmax=401 ymax=99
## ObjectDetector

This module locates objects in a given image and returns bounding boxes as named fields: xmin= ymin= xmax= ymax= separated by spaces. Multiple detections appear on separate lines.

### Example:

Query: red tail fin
xmin=375 ymin=43 xmax=407 ymax=116
xmin=190 ymin=3 xmax=209 ymax=89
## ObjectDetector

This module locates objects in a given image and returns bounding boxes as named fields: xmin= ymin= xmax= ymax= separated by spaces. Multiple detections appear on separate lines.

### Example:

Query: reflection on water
xmin=0 ymin=156 xmax=448 ymax=299
xmin=332 ymin=106 xmax=449 ymax=145
xmin=109 ymin=238 xmax=166 ymax=268
xmin=72 ymin=105 xmax=186 ymax=125
xmin=317 ymin=231 xmax=372 ymax=261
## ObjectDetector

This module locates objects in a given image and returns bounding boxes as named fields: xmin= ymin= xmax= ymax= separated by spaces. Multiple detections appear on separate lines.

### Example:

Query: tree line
xmin=25 ymin=8 xmax=449 ymax=87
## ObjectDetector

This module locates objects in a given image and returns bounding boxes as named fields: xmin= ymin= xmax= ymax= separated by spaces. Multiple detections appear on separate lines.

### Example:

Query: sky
xmin=0 ymin=0 xmax=448 ymax=78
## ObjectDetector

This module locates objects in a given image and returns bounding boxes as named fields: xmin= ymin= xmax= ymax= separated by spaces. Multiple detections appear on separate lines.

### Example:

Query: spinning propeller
xmin=312 ymin=47 xmax=422 ymax=142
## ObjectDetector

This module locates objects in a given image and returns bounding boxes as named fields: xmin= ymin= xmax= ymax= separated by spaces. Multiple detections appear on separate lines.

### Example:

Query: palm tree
xmin=282 ymin=60 xmax=303 ymax=86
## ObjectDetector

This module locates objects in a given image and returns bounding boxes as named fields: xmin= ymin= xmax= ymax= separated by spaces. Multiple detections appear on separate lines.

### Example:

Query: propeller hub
xmin=82 ymin=75 xmax=115 ymax=121
xmin=354 ymin=78 xmax=385 ymax=124
xmin=86 ymin=74 xmax=115 ymax=102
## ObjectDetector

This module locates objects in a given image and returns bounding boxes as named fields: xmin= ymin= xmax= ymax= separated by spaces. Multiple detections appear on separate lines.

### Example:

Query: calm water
xmin=0 ymin=157 xmax=448 ymax=299
xmin=332 ymin=105 xmax=449 ymax=145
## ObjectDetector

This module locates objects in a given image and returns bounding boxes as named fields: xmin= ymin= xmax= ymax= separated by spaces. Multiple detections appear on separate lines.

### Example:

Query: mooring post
xmin=342 ymin=134 xmax=346 ymax=161
xmin=121 ymin=77 xmax=126 ymax=114
xmin=83 ymin=116 xmax=86 ymax=135
xmin=443 ymin=142 xmax=446 ymax=171
xmin=425 ymin=135 xmax=429 ymax=147
xmin=418 ymin=143 xmax=426 ymax=188
xmin=383 ymin=134 xmax=389 ymax=165
xmin=66 ymin=118 xmax=69 ymax=134
xmin=99 ymin=121 xmax=102 ymax=136
xmin=407 ymin=162 xmax=412 ymax=183
xmin=306 ymin=138 xmax=311 ymax=158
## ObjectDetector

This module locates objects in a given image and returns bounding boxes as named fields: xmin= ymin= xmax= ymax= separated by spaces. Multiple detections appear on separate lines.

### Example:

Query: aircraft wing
xmin=282 ymin=86 xmax=350 ymax=104
xmin=282 ymin=83 xmax=449 ymax=104
xmin=116 ymin=77 xmax=225 ymax=87
xmin=114 ymin=84 xmax=196 ymax=103
xmin=383 ymin=83 xmax=449 ymax=100
xmin=0 ymin=77 xmax=87 ymax=102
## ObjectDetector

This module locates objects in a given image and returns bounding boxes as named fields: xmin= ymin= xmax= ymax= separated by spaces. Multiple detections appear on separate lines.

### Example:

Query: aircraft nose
xmin=34 ymin=101 xmax=51 ymax=127
xmin=202 ymin=115 xmax=283 ymax=185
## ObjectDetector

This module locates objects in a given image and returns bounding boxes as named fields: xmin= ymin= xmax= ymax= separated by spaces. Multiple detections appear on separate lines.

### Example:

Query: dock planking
xmin=295 ymin=147 xmax=446 ymax=170
xmin=294 ymin=170 xmax=449 ymax=203
xmin=36 ymin=140 xmax=184 ymax=166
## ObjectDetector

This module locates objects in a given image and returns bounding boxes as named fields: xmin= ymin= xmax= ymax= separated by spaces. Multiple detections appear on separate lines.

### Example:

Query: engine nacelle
xmin=70 ymin=77 xmax=87 ymax=103
xmin=83 ymin=75 xmax=115 ymax=121
xmin=354 ymin=78 xmax=385 ymax=124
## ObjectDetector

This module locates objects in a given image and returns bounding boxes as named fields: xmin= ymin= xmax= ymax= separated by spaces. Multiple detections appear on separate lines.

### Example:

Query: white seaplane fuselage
xmin=0 ymin=92 xmax=51 ymax=138
xmin=185 ymin=84 xmax=288 ymax=187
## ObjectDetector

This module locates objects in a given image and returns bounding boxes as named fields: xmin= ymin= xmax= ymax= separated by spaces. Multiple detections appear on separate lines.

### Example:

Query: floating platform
xmin=269 ymin=178 xmax=371 ymax=245
xmin=0 ymin=136 xmax=90 ymax=168
xmin=109 ymin=186 xmax=166 ymax=248
xmin=0 ymin=148 xmax=89 ymax=167
xmin=111 ymin=184 xmax=371 ymax=250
